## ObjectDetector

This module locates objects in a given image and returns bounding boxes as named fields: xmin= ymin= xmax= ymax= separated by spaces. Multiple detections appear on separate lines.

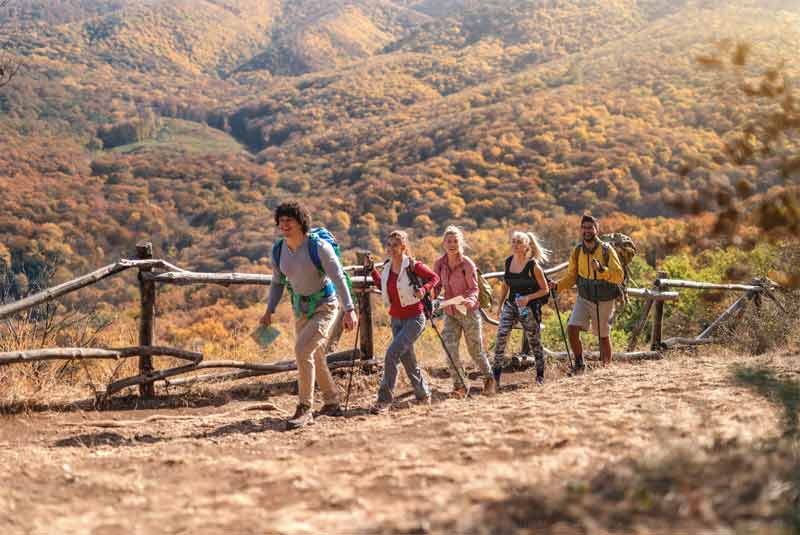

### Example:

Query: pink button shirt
xmin=433 ymin=254 xmax=480 ymax=316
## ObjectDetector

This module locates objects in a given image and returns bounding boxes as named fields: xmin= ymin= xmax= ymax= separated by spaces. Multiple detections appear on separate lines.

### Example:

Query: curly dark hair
xmin=274 ymin=201 xmax=311 ymax=233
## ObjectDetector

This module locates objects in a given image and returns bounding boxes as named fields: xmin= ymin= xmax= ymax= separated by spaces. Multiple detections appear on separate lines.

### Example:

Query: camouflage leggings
xmin=492 ymin=300 xmax=544 ymax=373
xmin=441 ymin=309 xmax=493 ymax=388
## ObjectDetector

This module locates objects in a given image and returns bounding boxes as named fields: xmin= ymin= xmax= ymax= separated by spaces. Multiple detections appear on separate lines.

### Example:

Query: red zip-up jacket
xmin=371 ymin=260 xmax=439 ymax=319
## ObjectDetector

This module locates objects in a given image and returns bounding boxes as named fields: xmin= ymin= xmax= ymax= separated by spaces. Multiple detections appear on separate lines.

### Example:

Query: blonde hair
xmin=511 ymin=231 xmax=550 ymax=264
xmin=442 ymin=225 xmax=467 ymax=254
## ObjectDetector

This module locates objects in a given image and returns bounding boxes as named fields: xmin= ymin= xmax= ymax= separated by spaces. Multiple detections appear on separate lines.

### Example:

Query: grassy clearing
xmin=109 ymin=118 xmax=245 ymax=157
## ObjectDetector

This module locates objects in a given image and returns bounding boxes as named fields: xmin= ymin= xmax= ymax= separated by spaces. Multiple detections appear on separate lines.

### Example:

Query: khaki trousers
xmin=294 ymin=301 xmax=340 ymax=407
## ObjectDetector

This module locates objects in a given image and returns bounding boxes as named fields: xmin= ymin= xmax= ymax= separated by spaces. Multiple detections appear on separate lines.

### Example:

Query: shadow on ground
xmin=0 ymin=379 xmax=300 ymax=415
xmin=434 ymin=362 xmax=800 ymax=535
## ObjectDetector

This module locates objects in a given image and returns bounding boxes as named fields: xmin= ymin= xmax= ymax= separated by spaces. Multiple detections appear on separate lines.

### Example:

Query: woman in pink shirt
xmin=367 ymin=230 xmax=439 ymax=413
xmin=433 ymin=226 xmax=496 ymax=397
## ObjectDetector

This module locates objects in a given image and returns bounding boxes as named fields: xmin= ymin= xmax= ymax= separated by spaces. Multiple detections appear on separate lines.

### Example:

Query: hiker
xmin=365 ymin=230 xmax=438 ymax=413
xmin=259 ymin=201 xmax=357 ymax=430
xmin=550 ymin=214 xmax=624 ymax=372
xmin=492 ymin=231 xmax=551 ymax=386
xmin=432 ymin=226 xmax=496 ymax=397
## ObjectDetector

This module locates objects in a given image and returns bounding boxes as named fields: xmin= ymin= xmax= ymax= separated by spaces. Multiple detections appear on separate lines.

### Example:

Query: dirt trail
xmin=0 ymin=350 xmax=796 ymax=534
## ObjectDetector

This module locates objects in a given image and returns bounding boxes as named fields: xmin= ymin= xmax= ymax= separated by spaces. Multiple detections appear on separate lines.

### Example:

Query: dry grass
xmin=726 ymin=288 xmax=800 ymax=356
xmin=0 ymin=300 xmax=510 ymax=409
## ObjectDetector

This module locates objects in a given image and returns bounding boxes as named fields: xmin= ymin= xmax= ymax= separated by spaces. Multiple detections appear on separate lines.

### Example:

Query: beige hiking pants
xmin=294 ymin=300 xmax=340 ymax=407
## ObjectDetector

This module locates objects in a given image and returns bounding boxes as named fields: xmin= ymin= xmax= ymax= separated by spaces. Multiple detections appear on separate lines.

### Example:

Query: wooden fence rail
xmin=0 ymin=241 xmax=784 ymax=401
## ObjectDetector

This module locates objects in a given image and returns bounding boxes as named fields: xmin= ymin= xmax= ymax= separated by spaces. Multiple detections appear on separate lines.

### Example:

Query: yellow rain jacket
xmin=557 ymin=241 xmax=624 ymax=302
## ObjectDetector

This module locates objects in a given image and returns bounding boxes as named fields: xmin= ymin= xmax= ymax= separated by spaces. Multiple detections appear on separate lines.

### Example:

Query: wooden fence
xmin=0 ymin=241 xmax=784 ymax=401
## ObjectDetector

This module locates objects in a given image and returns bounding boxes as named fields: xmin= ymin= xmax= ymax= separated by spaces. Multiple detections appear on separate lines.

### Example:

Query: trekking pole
xmin=426 ymin=304 xmax=470 ymax=400
xmin=407 ymin=264 xmax=470 ymax=401
xmin=345 ymin=257 xmax=371 ymax=412
xmin=594 ymin=264 xmax=602 ymax=366
xmin=550 ymin=287 xmax=573 ymax=369
xmin=343 ymin=306 xmax=362 ymax=413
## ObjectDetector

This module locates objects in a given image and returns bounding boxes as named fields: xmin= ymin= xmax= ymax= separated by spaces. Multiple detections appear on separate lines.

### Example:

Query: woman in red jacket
xmin=367 ymin=230 xmax=439 ymax=413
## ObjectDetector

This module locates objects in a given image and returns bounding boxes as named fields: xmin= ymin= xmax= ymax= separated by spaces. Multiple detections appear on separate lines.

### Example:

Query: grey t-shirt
xmin=266 ymin=237 xmax=354 ymax=313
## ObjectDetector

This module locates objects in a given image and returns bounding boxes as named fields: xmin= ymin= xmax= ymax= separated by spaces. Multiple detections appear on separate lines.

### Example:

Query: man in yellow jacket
xmin=550 ymin=215 xmax=624 ymax=373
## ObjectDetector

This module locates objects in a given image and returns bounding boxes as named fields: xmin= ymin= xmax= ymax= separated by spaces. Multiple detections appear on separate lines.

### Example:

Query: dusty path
xmin=1 ymin=350 xmax=797 ymax=534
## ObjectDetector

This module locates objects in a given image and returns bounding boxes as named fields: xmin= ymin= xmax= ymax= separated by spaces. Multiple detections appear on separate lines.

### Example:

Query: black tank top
xmin=504 ymin=256 xmax=541 ymax=298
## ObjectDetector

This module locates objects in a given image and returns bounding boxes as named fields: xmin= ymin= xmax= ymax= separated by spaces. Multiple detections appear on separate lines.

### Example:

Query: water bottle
xmin=515 ymin=294 xmax=530 ymax=319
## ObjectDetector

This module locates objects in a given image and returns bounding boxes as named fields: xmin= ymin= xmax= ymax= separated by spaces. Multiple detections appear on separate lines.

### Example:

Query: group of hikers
xmin=259 ymin=201 xmax=624 ymax=430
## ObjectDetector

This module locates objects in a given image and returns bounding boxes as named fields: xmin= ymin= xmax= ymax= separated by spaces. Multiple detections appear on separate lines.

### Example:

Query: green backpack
xmin=476 ymin=267 xmax=494 ymax=310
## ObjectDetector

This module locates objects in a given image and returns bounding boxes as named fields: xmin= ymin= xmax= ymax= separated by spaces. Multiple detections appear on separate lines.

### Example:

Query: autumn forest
xmin=0 ymin=0 xmax=798 ymax=322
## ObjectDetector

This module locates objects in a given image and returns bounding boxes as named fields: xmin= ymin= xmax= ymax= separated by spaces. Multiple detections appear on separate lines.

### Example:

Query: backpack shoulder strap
xmin=601 ymin=241 xmax=610 ymax=266
xmin=524 ymin=259 xmax=536 ymax=278
xmin=307 ymin=234 xmax=324 ymax=272
xmin=573 ymin=242 xmax=582 ymax=262
xmin=272 ymin=239 xmax=284 ymax=270
xmin=406 ymin=257 xmax=420 ymax=286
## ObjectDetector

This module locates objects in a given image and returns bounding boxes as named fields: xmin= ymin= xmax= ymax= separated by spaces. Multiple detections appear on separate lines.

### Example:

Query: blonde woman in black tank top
xmin=492 ymin=231 xmax=551 ymax=386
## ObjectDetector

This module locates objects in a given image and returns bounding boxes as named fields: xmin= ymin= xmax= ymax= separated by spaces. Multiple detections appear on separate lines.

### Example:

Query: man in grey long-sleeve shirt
xmin=259 ymin=201 xmax=357 ymax=430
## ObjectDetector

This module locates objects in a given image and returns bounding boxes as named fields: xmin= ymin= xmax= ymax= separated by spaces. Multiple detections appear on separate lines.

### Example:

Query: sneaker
xmin=286 ymin=404 xmax=313 ymax=430
xmin=318 ymin=403 xmax=343 ymax=417
xmin=451 ymin=386 xmax=468 ymax=399
xmin=483 ymin=377 xmax=497 ymax=396
xmin=370 ymin=401 xmax=391 ymax=414
xmin=536 ymin=373 xmax=544 ymax=385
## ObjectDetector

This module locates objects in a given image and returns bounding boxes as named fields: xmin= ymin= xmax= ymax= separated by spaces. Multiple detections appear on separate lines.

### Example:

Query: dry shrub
xmin=726 ymin=289 xmax=800 ymax=355
xmin=0 ymin=303 xmax=123 ymax=408
xmin=725 ymin=242 xmax=800 ymax=355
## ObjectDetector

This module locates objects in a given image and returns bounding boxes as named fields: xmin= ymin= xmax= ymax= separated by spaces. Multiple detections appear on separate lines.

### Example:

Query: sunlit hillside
xmin=0 ymin=0 xmax=797 ymax=305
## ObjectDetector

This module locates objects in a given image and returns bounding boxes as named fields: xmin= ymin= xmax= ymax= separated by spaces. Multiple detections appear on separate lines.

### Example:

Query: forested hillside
xmin=0 ymin=0 xmax=797 ymax=305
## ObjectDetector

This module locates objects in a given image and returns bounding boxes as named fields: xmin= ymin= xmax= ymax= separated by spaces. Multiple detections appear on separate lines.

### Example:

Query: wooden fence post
xmin=356 ymin=252 xmax=374 ymax=361
xmin=137 ymin=241 xmax=156 ymax=398
xmin=650 ymin=271 xmax=667 ymax=351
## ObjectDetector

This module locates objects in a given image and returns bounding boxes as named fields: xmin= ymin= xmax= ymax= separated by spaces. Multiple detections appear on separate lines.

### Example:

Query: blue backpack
xmin=272 ymin=227 xmax=355 ymax=317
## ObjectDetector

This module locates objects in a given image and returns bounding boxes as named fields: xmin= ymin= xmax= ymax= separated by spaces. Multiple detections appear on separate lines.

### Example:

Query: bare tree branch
xmin=0 ymin=0 xmax=21 ymax=89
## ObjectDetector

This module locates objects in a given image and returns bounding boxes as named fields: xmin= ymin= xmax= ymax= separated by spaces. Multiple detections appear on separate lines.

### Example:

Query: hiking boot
xmin=286 ymin=404 xmax=313 ymax=430
xmin=318 ymin=403 xmax=343 ymax=417
xmin=415 ymin=395 xmax=432 ymax=406
xmin=483 ymin=377 xmax=497 ymax=396
xmin=370 ymin=401 xmax=391 ymax=414
xmin=492 ymin=366 xmax=502 ymax=387
xmin=569 ymin=356 xmax=586 ymax=376
xmin=451 ymin=386 xmax=468 ymax=399
xmin=535 ymin=361 xmax=545 ymax=384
